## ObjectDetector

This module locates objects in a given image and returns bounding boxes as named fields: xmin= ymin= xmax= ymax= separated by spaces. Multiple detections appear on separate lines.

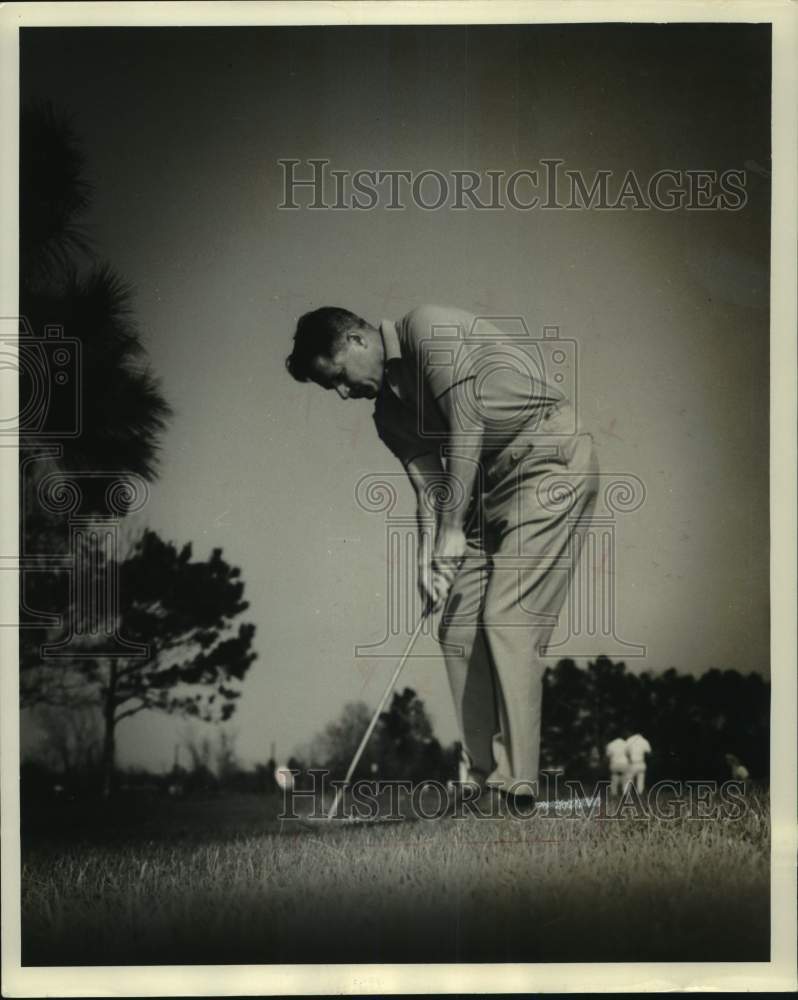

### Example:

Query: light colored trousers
xmin=439 ymin=402 xmax=598 ymax=792
xmin=625 ymin=762 xmax=647 ymax=794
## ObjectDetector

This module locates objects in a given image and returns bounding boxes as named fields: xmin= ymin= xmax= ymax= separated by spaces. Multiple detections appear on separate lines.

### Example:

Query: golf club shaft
xmin=326 ymin=609 xmax=429 ymax=820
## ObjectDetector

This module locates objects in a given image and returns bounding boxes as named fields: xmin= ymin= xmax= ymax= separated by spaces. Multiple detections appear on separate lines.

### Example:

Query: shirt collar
xmin=379 ymin=319 xmax=402 ymax=363
xmin=379 ymin=319 xmax=406 ymax=402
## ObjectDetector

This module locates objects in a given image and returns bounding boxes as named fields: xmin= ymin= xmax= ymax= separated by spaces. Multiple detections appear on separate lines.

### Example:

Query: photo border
xmin=1 ymin=1 xmax=795 ymax=995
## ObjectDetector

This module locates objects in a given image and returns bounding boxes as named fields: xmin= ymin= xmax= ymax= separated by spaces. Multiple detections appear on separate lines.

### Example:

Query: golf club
xmin=324 ymin=606 xmax=430 ymax=822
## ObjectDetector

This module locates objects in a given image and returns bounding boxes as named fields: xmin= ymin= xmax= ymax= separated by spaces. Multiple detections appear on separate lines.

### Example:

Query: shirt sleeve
xmin=403 ymin=306 xmax=485 ymax=434
xmin=403 ymin=305 xmax=558 ymax=436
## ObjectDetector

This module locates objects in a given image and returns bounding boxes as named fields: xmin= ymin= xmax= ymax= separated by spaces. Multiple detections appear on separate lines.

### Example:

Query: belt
xmin=480 ymin=399 xmax=566 ymax=492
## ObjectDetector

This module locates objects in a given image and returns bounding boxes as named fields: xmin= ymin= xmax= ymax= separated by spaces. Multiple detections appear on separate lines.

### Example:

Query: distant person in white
xmin=624 ymin=733 xmax=652 ymax=793
xmin=274 ymin=764 xmax=294 ymax=792
xmin=725 ymin=753 xmax=749 ymax=782
xmin=605 ymin=737 xmax=630 ymax=796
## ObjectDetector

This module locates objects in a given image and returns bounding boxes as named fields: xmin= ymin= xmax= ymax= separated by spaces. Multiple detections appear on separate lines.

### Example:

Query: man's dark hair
xmin=285 ymin=307 xmax=367 ymax=382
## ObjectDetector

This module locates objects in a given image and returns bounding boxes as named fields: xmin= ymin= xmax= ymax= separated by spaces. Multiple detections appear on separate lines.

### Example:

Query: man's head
xmin=285 ymin=307 xmax=385 ymax=400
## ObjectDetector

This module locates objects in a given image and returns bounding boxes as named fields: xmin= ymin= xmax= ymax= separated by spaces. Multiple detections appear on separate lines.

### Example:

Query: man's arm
xmin=400 ymin=307 xmax=488 ymax=590
xmin=404 ymin=452 xmax=452 ymax=611
xmin=429 ymin=383 xmax=484 ymax=599
xmin=404 ymin=452 xmax=445 ymax=511
xmin=372 ymin=399 xmax=451 ymax=610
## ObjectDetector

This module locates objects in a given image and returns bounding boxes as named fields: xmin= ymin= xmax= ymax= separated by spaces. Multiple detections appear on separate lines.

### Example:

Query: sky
xmin=20 ymin=23 xmax=771 ymax=770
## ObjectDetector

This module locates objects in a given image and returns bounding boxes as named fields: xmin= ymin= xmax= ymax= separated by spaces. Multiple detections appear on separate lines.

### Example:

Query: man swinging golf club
xmin=285 ymin=304 xmax=598 ymax=815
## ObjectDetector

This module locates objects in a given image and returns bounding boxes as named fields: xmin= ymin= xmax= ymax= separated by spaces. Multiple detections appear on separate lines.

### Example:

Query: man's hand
xmin=418 ymin=560 xmax=450 ymax=614
xmin=408 ymin=449 xmax=471 ymax=613
xmin=418 ymin=527 xmax=466 ymax=613
xmin=427 ymin=525 xmax=467 ymax=612
xmin=418 ymin=533 xmax=447 ymax=613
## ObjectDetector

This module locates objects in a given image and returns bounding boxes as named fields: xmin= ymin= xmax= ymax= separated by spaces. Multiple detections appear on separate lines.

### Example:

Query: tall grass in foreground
xmin=21 ymin=788 xmax=770 ymax=964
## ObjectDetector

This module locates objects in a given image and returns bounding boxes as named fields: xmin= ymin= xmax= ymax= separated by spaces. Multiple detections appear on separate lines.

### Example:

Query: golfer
xmin=605 ymin=736 xmax=630 ymax=796
xmin=286 ymin=305 xmax=598 ymax=808
xmin=624 ymin=732 xmax=652 ymax=794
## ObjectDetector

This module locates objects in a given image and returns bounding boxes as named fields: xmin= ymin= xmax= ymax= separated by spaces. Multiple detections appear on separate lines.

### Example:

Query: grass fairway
xmin=21 ymin=787 xmax=770 ymax=965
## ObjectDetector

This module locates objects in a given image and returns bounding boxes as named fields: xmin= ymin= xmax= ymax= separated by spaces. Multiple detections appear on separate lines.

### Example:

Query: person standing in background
xmin=624 ymin=732 xmax=652 ymax=794
xmin=605 ymin=735 xmax=630 ymax=796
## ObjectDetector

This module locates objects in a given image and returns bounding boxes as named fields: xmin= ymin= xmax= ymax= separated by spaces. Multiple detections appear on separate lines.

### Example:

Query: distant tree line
xmin=22 ymin=654 xmax=769 ymax=804
xmin=284 ymin=657 xmax=769 ymax=790
xmin=541 ymin=656 xmax=769 ymax=781
xmin=293 ymin=688 xmax=461 ymax=787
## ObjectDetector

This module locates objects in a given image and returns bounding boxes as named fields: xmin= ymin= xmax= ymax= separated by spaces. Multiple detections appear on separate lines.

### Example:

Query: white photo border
xmin=1 ymin=1 xmax=795 ymax=995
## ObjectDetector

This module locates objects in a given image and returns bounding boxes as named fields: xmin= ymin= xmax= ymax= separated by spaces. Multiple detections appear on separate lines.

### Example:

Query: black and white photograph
xmin=1 ymin=1 xmax=796 ymax=995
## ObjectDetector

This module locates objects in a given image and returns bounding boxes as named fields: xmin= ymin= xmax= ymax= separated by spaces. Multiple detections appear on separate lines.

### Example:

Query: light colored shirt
xmin=605 ymin=737 xmax=629 ymax=767
xmin=372 ymin=305 xmax=564 ymax=471
xmin=626 ymin=733 xmax=651 ymax=764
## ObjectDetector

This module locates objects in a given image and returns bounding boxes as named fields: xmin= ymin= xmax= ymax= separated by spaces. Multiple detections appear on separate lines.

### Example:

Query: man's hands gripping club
xmin=418 ymin=523 xmax=468 ymax=613
xmin=407 ymin=431 xmax=482 ymax=615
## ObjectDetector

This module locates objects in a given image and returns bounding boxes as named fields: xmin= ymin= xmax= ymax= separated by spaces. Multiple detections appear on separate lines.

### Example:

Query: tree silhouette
xmin=542 ymin=657 xmax=769 ymax=782
xmin=31 ymin=529 xmax=257 ymax=796
xmin=375 ymin=687 xmax=444 ymax=781
xmin=306 ymin=701 xmax=377 ymax=781
xmin=19 ymin=102 xmax=172 ymax=693
xmin=29 ymin=703 xmax=103 ymax=778
xmin=22 ymin=266 xmax=172 ymax=483
xmin=541 ymin=658 xmax=593 ymax=771
xmin=305 ymin=688 xmax=450 ymax=783
xmin=19 ymin=98 xmax=172 ymax=493
xmin=20 ymin=102 xmax=93 ymax=289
